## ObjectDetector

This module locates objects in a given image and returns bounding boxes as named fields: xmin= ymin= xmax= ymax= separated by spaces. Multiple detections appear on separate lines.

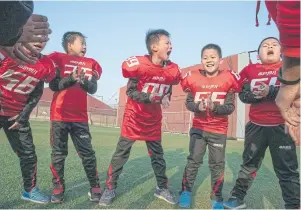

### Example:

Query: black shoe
xmin=51 ymin=193 xmax=64 ymax=204
xmin=99 ymin=189 xmax=116 ymax=206
xmin=88 ymin=187 xmax=102 ymax=202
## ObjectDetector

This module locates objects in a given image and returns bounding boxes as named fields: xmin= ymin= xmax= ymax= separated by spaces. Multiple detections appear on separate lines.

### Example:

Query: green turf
xmin=0 ymin=121 xmax=299 ymax=209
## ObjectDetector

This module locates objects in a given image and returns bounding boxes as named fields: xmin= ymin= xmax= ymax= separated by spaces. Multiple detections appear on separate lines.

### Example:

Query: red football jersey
xmin=240 ymin=62 xmax=283 ymax=126
xmin=121 ymin=55 xmax=182 ymax=141
xmin=48 ymin=52 xmax=102 ymax=122
xmin=181 ymin=70 xmax=241 ymax=135
xmin=0 ymin=53 xmax=56 ymax=117
xmin=265 ymin=1 xmax=300 ymax=58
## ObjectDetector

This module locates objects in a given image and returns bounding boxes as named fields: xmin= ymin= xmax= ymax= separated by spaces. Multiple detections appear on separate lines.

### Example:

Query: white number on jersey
xmin=230 ymin=70 xmax=241 ymax=81
xmin=194 ymin=92 xmax=227 ymax=104
xmin=142 ymin=83 xmax=170 ymax=97
xmin=250 ymin=77 xmax=279 ymax=91
xmin=0 ymin=69 xmax=40 ymax=94
xmin=125 ymin=56 xmax=140 ymax=68
xmin=64 ymin=64 xmax=93 ymax=80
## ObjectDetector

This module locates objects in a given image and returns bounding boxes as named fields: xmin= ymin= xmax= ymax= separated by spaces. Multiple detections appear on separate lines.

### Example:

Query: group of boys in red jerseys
xmin=0 ymin=31 xmax=103 ymax=204
xmin=0 ymin=0 xmax=300 ymax=209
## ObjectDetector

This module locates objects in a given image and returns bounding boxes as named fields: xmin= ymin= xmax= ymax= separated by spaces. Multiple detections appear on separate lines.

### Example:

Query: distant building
xmin=30 ymin=88 xmax=117 ymax=126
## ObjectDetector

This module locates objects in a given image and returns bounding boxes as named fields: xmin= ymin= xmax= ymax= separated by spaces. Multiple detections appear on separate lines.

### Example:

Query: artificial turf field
xmin=0 ymin=121 xmax=299 ymax=209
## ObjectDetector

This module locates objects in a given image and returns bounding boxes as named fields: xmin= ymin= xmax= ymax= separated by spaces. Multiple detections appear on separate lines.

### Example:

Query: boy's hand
xmin=7 ymin=115 xmax=21 ymax=130
xmin=70 ymin=68 xmax=79 ymax=81
xmin=207 ymin=93 xmax=215 ymax=110
xmin=257 ymin=82 xmax=269 ymax=97
xmin=161 ymin=93 xmax=170 ymax=109
xmin=198 ymin=97 xmax=206 ymax=111
xmin=149 ymin=93 xmax=162 ymax=104
xmin=8 ymin=121 xmax=21 ymax=130
xmin=78 ymin=70 xmax=86 ymax=84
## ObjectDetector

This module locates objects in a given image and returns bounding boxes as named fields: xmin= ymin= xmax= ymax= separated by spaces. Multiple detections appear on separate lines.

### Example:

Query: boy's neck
xmin=205 ymin=70 xmax=219 ymax=78
xmin=68 ymin=51 xmax=81 ymax=57
xmin=151 ymin=54 xmax=164 ymax=66
xmin=261 ymin=60 xmax=281 ymax=65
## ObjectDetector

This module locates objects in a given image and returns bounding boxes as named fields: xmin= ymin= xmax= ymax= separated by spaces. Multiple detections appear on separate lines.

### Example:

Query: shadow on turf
xmin=125 ymin=149 xmax=211 ymax=209
xmin=0 ymin=172 xmax=107 ymax=209
xmin=0 ymin=151 xmax=284 ymax=209
xmin=224 ymin=151 xmax=283 ymax=209
xmin=69 ymin=149 xmax=187 ymax=209
xmin=0 ymin=149 xmax=196 ymax=209
xmin=63 ymin=149 xmax=209 ymax=209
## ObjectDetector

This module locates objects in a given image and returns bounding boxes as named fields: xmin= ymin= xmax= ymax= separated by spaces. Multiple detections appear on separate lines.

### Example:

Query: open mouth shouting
xmin=267 ymin=49 xmax=274 ymax=56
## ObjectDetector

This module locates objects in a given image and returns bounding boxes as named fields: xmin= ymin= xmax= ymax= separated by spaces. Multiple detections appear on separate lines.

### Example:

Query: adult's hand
xmin=285 ymin=99 xmax=300 ymax=145
xmin=19 ymin=14 xmax=51 ymax=43
xmin=275 ymin=83 xmax=300 ymax=127
xmin=0 ymin=43 xmax=39 ymax=64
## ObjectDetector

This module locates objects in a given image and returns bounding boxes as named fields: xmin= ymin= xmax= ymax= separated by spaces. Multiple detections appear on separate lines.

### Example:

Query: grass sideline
xmin=0 ymin=121 xmax=299 ymax=209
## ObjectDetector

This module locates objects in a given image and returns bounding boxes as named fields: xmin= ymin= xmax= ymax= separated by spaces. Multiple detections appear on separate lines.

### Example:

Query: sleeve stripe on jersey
xmin=93 ymin=70 xmax=100 ymax=80
xmin=0 ymin=52 xmax=6 ymax=61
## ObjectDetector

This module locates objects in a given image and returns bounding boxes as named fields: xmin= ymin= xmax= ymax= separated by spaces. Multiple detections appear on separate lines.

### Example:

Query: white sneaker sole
xmin=21 ymin=196 xmax=49 ymax=204
xmin=88 ymin=192 xmax=100 ymax=202
xmin=179 ymin=203 xmax=191 ymax=208
xmin=154 ymin=193 xmax=177 ymax=205
xmin=99 ymin=202 xmax=111 ymax=207
xmin=223 ymin=203 xmax=247 ymax=209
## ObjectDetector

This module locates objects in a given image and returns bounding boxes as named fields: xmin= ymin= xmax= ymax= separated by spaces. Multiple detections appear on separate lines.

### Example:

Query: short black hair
xmin=62 ymin=31 xmax=86 ymax=52
xmin=257 ymin=37 xmax=280 ymax=52
xmin=201 ymin=44 xmax=222 ymax=58
xmin=145 ymin=29 xmax=170 ymax=55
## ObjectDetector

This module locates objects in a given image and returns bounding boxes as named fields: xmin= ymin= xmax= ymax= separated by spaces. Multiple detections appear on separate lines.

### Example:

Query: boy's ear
xmin=219 ymin=59 xmax=224 ymax=65
xmin=151 ymin=44 xmax=158 ymax=53
xmin=257 ymin=54 xmax=260 ymax=60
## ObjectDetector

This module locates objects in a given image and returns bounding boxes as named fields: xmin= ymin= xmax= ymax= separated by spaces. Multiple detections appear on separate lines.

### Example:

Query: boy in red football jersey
xmin=259 ymin=0 xmax=300 ymax=143
xmin=98 ymin=29 xmax=181 ymax=206
xmin=178 ymin=44 xmax=241 ymax=209
xmin=0 ymin=37 xmax=55 ymax=204
xmin=266 ymin=1 xmax=300 ymax=144
xmin=223 ymin=37 xmax=300 ymax=209
xmin=47 ymin=31 xmax=102 ymax=203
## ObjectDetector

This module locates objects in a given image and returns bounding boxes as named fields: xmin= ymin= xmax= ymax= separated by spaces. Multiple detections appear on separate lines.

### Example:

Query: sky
xmin=34 ymin=1 xmax=279 ymax=105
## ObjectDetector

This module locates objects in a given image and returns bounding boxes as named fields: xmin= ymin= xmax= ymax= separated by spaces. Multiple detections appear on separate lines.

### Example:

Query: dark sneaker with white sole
xmin=88 ymin=187 xmax=102 ymax=202
xmin=99 ymin=188 xmax=116 ymax=206
xmin=154 ymin=187 xmax=178 ymax=205
xmin=51 ymin=193 xmax=64 ymax=204
xmin=223 ymin=197 xmax=247 ymax=209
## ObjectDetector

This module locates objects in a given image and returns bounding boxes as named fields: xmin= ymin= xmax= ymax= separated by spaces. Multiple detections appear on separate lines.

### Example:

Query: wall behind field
xmin=29 ymin=88 xmax=117 ymax=127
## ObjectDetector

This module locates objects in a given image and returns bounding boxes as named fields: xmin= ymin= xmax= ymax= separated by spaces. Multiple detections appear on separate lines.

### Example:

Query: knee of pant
xmin=51 ymin=150 xmax=68 ymax=158
xmin=78 ymin=150 xmax=95 ymax=159
xmin=240 ymin=165 xmax=258 ymax=178
xmin=209 ymin=161 xmax=225 ymax=170
xmin=275 ymin=169 xmax=300 ymax=182
xmin=147 ymin=148 xmax=163 ymax=157
xmin=149 ymin=151 xmax=164 ymax=161
xmin=17 ymin=149 xmax=37 ymax=159
xmin=188 ymin=153 xmax=204 ymax=166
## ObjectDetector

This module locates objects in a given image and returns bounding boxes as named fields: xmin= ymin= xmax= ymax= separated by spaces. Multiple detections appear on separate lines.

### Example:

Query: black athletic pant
xmin=231 ymin=122 xmax=300 ymax=209
xmin=0 ymin=116 xmax=37 ymax=192
xmin=105 ymin=136 xmax=168 ymax=190
xmin=50 ymin=121 xmax=100 ymax=194
xmin=181 ymin=127 xmax=227 ymax=202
